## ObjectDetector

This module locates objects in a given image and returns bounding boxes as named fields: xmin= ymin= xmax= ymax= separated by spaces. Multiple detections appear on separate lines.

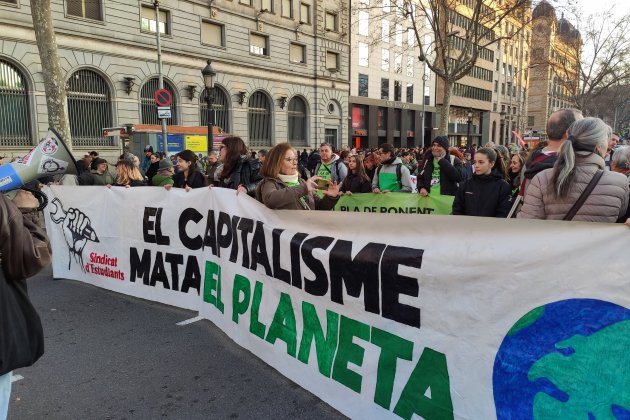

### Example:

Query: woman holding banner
xmin=215 ymin=137 xmax=261 ymax=196
xmin=256 ymin=143 xmax=340 ymax=210
xmin=518 ymin=118 xmax=629 ymax=222
xmin=167 ymin=150 xmax=207 ymax=191
xmin=452 ymin=147 xmax=512 ymax=217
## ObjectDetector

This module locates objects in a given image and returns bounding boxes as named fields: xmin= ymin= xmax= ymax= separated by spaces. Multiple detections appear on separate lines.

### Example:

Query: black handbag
xmin=0 ymin=266 xmax=44 ymax=376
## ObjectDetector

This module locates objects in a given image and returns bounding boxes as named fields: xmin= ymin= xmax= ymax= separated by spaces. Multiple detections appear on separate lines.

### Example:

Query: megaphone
xmin=0 ymin=128 xmax=79 ymax=192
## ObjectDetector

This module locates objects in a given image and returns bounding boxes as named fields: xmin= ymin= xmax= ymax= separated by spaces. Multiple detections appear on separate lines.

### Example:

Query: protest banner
xmin=335 ymin=192 xmax=454 ymax=215
xmin=43 ymin=186 xmax=630 ymax=419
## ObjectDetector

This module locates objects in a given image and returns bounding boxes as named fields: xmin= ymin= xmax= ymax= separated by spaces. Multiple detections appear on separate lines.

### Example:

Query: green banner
xmin=333 ymin=192 xmax=454 ymax=214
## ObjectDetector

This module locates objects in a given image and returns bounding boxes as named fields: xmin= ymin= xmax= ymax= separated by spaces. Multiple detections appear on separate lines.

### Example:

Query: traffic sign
xmin=154 ymin=89 xmax=172 ymax=107
xmin=157 ymin=106 xmax=172 ymax=119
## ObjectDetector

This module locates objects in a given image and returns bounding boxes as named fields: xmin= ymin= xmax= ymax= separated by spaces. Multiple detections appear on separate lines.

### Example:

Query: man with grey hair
xmin=519 ymin=108 xmax=584 ymax=195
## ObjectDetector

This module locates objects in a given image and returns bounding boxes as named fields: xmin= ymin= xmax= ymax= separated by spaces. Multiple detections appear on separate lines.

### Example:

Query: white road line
xmin=11 ymin=375 xmax=23 ymax=383
xmin=176 ymin=315 xmax=204 ymax=326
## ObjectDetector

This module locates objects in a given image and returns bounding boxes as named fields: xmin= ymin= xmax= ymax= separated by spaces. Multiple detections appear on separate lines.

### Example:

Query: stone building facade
xmin=0 ymin=0 xmax=350 ymax=159
xmin=527 ymin=0 xmax=581 ymax=137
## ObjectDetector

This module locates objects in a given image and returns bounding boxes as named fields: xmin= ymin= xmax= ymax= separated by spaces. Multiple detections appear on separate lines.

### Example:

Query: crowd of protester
xmin=6 ymin=107 xmax=626 ymax=225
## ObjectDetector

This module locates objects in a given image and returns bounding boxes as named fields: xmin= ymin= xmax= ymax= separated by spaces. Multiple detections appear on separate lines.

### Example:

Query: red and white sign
xmin=154 ymin=89 xmax=172 ymax=107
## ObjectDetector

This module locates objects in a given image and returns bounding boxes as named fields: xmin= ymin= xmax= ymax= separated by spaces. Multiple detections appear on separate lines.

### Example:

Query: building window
xmin=0 ymin=59 xmax=31 ymax=146
xmin=359 ymin=0 xmax=369 ymax=4
xmin=406 ymin=56 xmax=414 ymax=77
xmin=200 ymin=86 xmax=230 ymax=133
xmin=141 ymin=5 xmax=169 ymax=34
xmin=67 ymin=69 xmax=113 ymax=146
xmin=377 ymin=107 xmax=387 ymax=130
xmin=67 ymin=0 xmax=102 ymax=20
xmin=352 ymin=105 xmax=368 ymax=129
xmin=262 ymin=0 xmax=274 ymax=12
xmin=290 ymin=43 xmax=306 ymax=64
xmin=381 ymin=48 xmax=389 ymax=71
xmin=494 ymin=80 xmax=498 ymax=92
xmin=358 ymin=11 xmax=369 ymax=36
xmin=250 ymin=33 xmax=269 ymax=56
xmin=0 ymin=0 xmax=18 ymax=3
xmin=408 ymin=28 xmax=415 ymax=47
xmin=382 ymin=20 xmax=390 ymax=43
xmin=141 ymin=78 xmax=177 ymax=125
xmin=281 ymin=0 xmax=293 ymax=18
xmin=325 ymin=12 xmax=338 ymax=31
xmin=201 ymin=21 xmax=225 ymax=47
xmin=382 ymin=0 xmax=390 ymax=11
xmin=248 ymin=91 xmax=272 ymax=147
xmin=528 ymin=116 xmax=535 ymax=126
xmin=326 ymin=51 xmax=339 ymax=71
xmin=394 ymin=81 xmax=402 ymax=101
xmin=381 ymin=78 xmax=389 ymax=100
xmin=358 ymin=43 xmax=369 ymax=67
xmin=395 ymin=24 xmax=403 ymax=46
xmin=288 ymin=96 xmax=308 ymax=146
xmin=394 ymin=53 xmax=402 ymax=74
xmin=240 ymin=0 xmax=252 ymax=5
xmin=300 ymin=2 xmax=311 ymax=24
xmin=358 ymin=74 xmax=368 ymax=97
xmin=406 ymin=83 xmax=413 ymax=103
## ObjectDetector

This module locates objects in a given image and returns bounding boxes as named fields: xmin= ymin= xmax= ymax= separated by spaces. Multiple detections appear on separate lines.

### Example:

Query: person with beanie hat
xmin=88 ymin=158 xmax=114 ymax=185
xmin=372 ymin=143 xmax=412 ymax=193
xmin=152 ymin=159 xmax=175 ymax=186
xmin=417 ymin=135 xmax=463 ymax=196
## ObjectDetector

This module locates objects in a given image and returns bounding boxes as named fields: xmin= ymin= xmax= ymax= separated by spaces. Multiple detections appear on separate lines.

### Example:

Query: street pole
xmin=421 ymin=73 xmax=428 ymax=148
xmin=201 ymin=60 xmax=217 ymax=154
xmin=466 ymin=109 xmax=472 ymax=148
xmin=154 ymin=0 xmax=168 ymax=155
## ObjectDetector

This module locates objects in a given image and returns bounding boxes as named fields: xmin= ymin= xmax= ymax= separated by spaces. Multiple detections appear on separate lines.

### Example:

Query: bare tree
xmin=406 ymin=0 xmax=532 ymax=134
xmin=563 ymin=9 xmax=630 ymax=116
xmin=30 ymin=0 xmax=72 ymax=149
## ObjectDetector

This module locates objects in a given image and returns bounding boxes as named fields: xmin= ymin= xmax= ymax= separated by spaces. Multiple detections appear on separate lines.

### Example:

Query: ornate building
xmin=527 ymin=0 xmax=581 ymax=136
xmin=0 ymin=0 xmax=350 ymax=159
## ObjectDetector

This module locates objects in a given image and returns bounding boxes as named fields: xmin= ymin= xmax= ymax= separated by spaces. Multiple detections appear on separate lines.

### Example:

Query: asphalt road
xmin=8 ymin=266 xmax=345 ymax=420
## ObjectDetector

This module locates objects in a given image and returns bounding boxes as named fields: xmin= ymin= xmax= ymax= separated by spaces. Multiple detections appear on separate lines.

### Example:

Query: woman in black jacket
xmin=216 ymin=136 xmax=260 ymax=195
xmin=340 ymin=155 xmax=372 ymax=194
xmin=452 ymin=147 xmax=512 ymax=217
xmin=168 ymin=150 xmax=207 ymax=191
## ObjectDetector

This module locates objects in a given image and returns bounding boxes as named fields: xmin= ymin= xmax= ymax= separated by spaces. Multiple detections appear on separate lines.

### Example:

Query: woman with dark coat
xmin=452 ymin=147 xmax=512 ymax=217
xmin=256 ymin=142 xmax=339 ymax=210
xmin=168 ymin=149 xmax=207 ymax=191
xmin=340 ymin=155 xmax=372 ymax=194
xmin=216 ymin=137 xmax=260 ymax=195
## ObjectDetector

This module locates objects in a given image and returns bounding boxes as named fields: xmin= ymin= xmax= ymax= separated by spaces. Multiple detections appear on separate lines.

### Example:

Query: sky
xmin=558 ymin=0 xmax=630 ymax=20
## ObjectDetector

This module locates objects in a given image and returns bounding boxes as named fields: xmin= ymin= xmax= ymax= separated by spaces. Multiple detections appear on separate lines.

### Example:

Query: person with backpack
xmin=313 ymin=143 xmax=347 ymax=184
xmin=215 ymin=136 xmax=261 ymax=196
xmin=372 ymin=143 xmax=412 ymax=193
xmin=417 ymin=136 xmax=463 ymax=197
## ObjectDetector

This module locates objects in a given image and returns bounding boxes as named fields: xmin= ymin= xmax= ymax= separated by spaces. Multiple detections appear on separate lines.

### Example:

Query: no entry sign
xmin=154 ymin=88 xmax=172 ymax=107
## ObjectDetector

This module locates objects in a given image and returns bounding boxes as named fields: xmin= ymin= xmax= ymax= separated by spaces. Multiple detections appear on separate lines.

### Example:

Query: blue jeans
xmin=0 ymin=372 xmax=11 ymax=420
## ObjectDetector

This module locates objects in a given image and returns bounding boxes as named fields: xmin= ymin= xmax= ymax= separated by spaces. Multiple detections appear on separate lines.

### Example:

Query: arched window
xmin=248 ymin=91 xmax=272 ymax=148
xmin=0 ymin=59 xmax=31 ymax=146
xmin=67 ymin=69 xmax=113 ymax=146
xmin=288 ymin=96 xmax=308 ymax=146
xmin=200 ymin=86 xmax=230 ymax=133
xmin=141 ymin=78 xmax=178 ymax=125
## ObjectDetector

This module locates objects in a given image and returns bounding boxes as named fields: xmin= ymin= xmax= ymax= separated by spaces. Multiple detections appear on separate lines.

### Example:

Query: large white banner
xmin=43 ymin=185 xmax=630 ymax=419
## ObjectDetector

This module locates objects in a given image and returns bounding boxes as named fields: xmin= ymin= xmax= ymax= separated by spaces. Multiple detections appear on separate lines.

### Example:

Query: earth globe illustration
xmin=493 ymin=299 xmax=630 ymax=419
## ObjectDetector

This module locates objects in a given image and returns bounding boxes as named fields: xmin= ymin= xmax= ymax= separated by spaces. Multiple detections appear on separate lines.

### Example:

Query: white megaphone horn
xmin=0 ymin=128 xmax=79 ymax=192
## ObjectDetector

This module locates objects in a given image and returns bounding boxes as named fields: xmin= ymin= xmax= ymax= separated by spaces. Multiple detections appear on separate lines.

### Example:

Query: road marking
xmin=11 ymin=375 xmax=23 ymax=383
xmin=176 ymin=315 xmax=204 ymax=326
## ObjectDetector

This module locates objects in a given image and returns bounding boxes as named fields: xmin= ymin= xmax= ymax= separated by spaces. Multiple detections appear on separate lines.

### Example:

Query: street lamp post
xmin=201 ymin=60 xmax=216 ymax=154
xmin=499 ymin=111 xmax=506 ymax=145
xmin=466 ymin=109 xmax=473 ymax=148
xmin=421 ymin=73 xmax=429 ymax=147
